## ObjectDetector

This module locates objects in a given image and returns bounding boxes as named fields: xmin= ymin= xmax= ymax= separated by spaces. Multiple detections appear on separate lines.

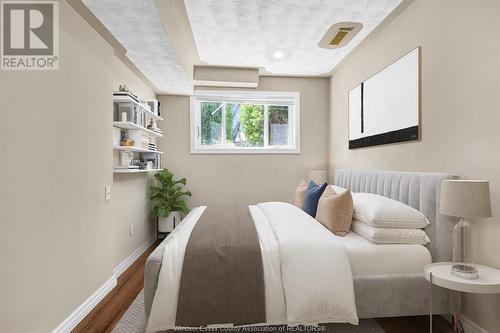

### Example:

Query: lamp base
xmin=452 ymin=263 xmax=478 ymax=279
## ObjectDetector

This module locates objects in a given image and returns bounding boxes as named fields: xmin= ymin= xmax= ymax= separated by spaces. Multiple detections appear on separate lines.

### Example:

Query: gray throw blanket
xmin=175 ymin=205 xmax=266 ymax=327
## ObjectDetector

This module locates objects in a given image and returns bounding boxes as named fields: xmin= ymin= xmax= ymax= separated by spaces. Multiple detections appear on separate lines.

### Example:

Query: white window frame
xmin=190 ymin=90 xmax=300 ymax=154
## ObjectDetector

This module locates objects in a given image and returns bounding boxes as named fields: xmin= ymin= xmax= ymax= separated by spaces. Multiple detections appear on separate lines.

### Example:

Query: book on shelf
xmin=115 ymin=165 xmax=139 ymax=169
xmin=156 ymin=154 xmax=161 ymax=169
xmin=114 ymin=92 xmax=152 ymax=112
xmin=113 ymin=128 xmax=121 ymax=146
xmin=113 ymin=91 xmax=139 ymax=102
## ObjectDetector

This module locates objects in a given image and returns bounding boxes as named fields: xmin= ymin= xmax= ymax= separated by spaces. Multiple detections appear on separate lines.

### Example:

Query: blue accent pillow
xmin=303 ymin=181 xmax=328 ymax=217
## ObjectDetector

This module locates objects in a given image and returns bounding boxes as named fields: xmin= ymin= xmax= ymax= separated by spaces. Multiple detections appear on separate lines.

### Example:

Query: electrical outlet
xmin=129 ymin=224 xmax=134 ymax=237
xmin=105 ymin=185 xmax=112 ymax=201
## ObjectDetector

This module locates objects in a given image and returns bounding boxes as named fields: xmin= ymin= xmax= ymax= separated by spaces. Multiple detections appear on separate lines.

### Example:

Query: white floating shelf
xmin=113 ymin=146 xmax=163 ymax=154
xmin=113 ymin=122 xmax=164 ymax=137
xmin=113 ymin=168 xmax=163 ymax=174
xmin=113 ymin=95 xmax=163 ymax=121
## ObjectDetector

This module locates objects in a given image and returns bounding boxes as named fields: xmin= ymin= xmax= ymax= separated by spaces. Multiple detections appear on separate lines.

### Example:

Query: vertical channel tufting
xmin=370 ymin=174 xmax=377 ymax=193
xmin=408 ymin=176 xmax=420 ymax=210
xmin=390 ymin=174 xmax=401 ymax=201
xmin=333 ymin=169 xmax=457 ymax=262
xmin=358 ymin=172 xmax=365 ymax=192
xmin=376 ymin=176 xmax=383 ymax=195
xmin=383 ymin=175 xmax=391 ymax=197
xmin=339 ymin=172 xmax=345 ymax=187
xmin=399 ymin=175 xmax=410 ymax=205
xmin=363 ymin=174 xmax=370 ymax=193
xmin=386 ymin=175 xmax=393 ymax=199
xmin=355 ymin=173 xmax=361 ymax=192
xmin=352 ymin=173 xmax=358 ymax=192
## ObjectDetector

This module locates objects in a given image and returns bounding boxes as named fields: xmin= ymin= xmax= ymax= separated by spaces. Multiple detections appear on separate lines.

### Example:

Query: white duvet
xmin=147 ymin=202 xmax=358 ymax=332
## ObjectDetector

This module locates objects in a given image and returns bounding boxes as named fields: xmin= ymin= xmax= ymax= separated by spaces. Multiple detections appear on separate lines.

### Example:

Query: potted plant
xmin=150 ymin=169 xmax=192 ymax=233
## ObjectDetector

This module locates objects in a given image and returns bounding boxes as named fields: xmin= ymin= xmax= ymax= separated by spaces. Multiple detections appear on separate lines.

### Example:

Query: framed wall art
xmin=348 ymin=47 xmax=421 ymax=149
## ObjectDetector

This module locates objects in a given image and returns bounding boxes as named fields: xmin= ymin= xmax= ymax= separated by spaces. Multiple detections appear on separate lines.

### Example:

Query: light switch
xmin=105 ymin=185 xmax=112 ymax=201
xmin=129 ymin=224 xmax=134 ymax=237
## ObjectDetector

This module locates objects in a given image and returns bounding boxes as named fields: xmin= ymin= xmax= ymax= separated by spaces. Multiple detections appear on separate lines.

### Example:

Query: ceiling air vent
xmin=319 ymin=22 xmax=363 ymax=49
xmin=193 ymin=66 xmax=259 ymax=88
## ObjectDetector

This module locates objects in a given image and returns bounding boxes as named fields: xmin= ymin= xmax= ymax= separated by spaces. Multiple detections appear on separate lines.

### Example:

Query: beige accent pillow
xmin=293 ymin=180 xmax=309 ymax=209
xmin=316 ymin=186 xmax=353 ymax=236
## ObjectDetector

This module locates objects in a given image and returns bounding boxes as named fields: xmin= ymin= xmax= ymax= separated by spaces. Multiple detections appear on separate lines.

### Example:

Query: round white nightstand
xmin=425 ymin=262 xmax=500 ymax=333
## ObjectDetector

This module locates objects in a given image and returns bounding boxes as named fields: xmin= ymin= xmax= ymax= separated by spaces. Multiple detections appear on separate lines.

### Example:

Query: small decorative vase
xmin=158 ymin=211 xmax=182 ymax=233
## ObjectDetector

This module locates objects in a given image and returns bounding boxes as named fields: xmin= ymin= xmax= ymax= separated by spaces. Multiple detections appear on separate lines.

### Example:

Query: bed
xmin=144 ymin=169 xmax=457 ymax=329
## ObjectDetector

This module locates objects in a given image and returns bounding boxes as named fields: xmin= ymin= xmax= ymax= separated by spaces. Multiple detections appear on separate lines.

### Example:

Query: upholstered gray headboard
xmin=334 ymin=169 xmax=458 ymax=262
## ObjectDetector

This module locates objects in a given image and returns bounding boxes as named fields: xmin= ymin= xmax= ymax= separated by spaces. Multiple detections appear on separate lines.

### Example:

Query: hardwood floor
xmin=73 ymin=240 xmax=454 ymax=333
xmin=72 ymin=241 xmax=160 ymax=333
xmin=375 ymin=315 xmax=454 ymax=333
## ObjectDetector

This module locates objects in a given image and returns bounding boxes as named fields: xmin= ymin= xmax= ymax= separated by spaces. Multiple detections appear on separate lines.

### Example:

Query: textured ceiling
xmin=185 ymin=0 xmax=403 ymax=75
xmin=82 ymin=0 xmax=192 ymax=94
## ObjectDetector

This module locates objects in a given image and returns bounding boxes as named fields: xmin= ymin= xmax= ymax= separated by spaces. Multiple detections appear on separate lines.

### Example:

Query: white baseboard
xmin=52 ymin=237 xmax=155 ymax=333
xmin=113 ymin=237 xmax=155 ymax=278
xmin=462 ymin=315 xmax=490 ymax=333
xmin=51 ymin=275 xmax=117 ymax=333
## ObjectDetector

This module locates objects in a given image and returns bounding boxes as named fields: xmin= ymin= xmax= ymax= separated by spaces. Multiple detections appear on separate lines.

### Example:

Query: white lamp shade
xmin=308 ymin=170 xmax=328 ymax=184
xmin=440 ymin=179 xmax=492 ymax=218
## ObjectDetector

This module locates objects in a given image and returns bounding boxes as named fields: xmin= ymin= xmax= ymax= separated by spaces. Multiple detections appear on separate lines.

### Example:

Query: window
xmin=191 ymin=91 xmax=300 ymax=154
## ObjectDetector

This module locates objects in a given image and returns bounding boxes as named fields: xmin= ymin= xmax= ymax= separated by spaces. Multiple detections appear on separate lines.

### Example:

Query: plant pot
xmin=158 ymin=211 xmax=182 ymax=233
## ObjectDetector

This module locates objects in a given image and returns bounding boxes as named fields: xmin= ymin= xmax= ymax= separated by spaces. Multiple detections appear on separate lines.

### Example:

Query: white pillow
xmin=352 ymin=220 xmax=430 ymax=245
xmin=352 ymin=192 xmax=430 ymax=229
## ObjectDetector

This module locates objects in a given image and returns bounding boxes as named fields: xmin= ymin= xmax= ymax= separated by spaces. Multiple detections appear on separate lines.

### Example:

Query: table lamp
xmin=440 ymin=179 xmax=491 ymax=279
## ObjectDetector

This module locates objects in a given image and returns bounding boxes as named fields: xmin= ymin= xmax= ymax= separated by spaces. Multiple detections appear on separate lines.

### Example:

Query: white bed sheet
xmin=147 ymin=203 xmax=358 ymax=332
xmin=338 ymin=232 xmax=432 ymax=277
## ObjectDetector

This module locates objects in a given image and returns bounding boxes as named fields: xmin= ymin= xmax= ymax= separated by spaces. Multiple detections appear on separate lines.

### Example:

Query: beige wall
xmin=0 ymin=2 xmax=113 ymax=332
xmin=329 ymin=0 xmax=500 ymax=330
xmin=0 ymin=2 xmax=155 ymax=332
xmin=158 ymin=76 xmax=329 ymax=207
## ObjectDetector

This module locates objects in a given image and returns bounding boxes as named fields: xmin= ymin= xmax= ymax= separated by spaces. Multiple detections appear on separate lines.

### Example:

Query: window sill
xmin=190 ymin=148 xmax=301 ymax=155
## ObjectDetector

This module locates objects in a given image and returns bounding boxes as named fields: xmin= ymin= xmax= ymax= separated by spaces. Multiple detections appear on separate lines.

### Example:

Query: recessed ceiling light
xmin=273 ymin=51 xmax=285 ymax=59
xmin=267 ymin=49 xmax=290 ymax=62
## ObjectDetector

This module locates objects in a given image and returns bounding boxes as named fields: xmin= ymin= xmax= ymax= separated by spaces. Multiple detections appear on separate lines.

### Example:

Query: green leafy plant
xmin=150 ymin=169 xmax=192 ymax=217
xmin=240 ymin=104 xmax=264 ymax=146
